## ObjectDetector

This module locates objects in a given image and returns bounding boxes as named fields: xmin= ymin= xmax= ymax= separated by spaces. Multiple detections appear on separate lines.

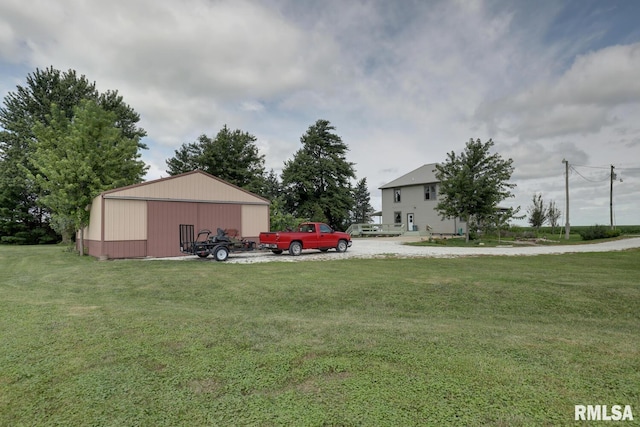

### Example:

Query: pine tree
xmin=281 ymin=119 xmax=355 ymax=230
xmin=351 ymin=178 xmax=375 ymax=224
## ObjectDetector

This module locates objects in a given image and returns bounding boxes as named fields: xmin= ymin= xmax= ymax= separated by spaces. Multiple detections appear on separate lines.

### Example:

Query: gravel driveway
xmin=180 ymin=236 xmax=640 ymax=264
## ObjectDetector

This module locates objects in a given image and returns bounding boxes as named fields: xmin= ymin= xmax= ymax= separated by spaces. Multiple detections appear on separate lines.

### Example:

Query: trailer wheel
xmin=336 ymin=239 xmax=348 ymax=253
xmin=196 ymin=252 xmax=209 ymax=258
xmin=289 ymin=241 xmax=302 ymax=256
xmin=213 ymin=246 xmax=229 ymax=261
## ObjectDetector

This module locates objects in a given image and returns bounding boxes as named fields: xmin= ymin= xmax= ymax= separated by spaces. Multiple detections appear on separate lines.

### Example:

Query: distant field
xmin=514 ymin=224 xmax=640 ymax=236
xmin=1 ymin=245 xmax=639 ymax=426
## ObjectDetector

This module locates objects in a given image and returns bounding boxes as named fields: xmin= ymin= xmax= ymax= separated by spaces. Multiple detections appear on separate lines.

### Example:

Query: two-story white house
xmin=379 ymin=163 xmax=465 ymax=235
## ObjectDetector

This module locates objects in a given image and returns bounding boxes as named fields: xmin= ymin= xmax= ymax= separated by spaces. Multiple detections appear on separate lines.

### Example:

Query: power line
xmin=569 ymin=165 xmax=609 ymax=183
xmin=571 ymin=164 xmax=610 ymax=170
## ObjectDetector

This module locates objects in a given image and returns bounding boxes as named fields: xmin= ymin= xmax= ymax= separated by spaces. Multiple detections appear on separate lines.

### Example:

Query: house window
xmin=424 ymin=184 xmax=437 ymax=200
xmin=394 ymin=211 xmax=402 ymax=224
xmin=394 ymin=188 xmax=401 ymax=203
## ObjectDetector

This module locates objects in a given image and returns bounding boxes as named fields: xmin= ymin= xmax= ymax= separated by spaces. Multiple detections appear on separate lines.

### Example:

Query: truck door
xmin=318 ymin=223 xmax=335 ymax=248
xmin=303 ymin=223 xmax=319 ymax=247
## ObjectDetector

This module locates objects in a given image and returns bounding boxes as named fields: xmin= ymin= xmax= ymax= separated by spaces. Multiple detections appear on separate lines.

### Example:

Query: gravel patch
xmin=154 ymin=236 xmax=640 ymax=264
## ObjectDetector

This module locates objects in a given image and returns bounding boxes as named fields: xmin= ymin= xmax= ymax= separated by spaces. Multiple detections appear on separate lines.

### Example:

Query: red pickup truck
xmin=259 ymin=222 xmax=352 ymax=256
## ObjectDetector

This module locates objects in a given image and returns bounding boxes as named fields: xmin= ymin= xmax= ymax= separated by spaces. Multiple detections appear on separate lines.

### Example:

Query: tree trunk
xmin=78 ymin=228 xmax=85 ymax=256
xmin=465 ymin=221 xmax=470 ymax=243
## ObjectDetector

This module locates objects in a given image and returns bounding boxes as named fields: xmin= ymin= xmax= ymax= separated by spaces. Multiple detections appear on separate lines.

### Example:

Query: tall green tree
xmin=0 ymin=66 xmax=146 ymax=244
xmin=166 ymin=125 xmax=267 ymax=195
xmin=29 ymin=100 xmax=147 ymax=252
xmin=281 ymin=119 xmax=355 ymax=230
xmin=435 ymin=138 xmax=516 ymax=242
xmin=351 ymin=177 xmax=375 ymax=224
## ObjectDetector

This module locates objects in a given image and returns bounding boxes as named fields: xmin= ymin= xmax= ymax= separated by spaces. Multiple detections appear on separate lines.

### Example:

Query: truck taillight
xmin=275 ymin=232 xmax=280 ymax=241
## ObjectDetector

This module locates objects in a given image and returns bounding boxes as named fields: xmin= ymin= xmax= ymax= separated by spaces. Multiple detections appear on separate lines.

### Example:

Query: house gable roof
xmin=379 ymin=163 xmax=440 ymax=189
xmin=100 ymin=170 xmax=270 ymax=204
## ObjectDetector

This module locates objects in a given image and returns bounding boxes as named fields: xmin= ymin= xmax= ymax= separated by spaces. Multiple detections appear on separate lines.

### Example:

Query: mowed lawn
xmin=1 ymin=245 xmax=638 ymax=426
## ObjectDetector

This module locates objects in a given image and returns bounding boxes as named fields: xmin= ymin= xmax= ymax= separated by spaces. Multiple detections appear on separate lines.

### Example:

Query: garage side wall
xmin=80 ymin=195 xmax=103 ymax=257
xmin=100 ymin=198 xmax=148 ymax=258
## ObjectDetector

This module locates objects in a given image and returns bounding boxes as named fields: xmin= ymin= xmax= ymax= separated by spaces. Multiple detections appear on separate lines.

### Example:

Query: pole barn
xmin=79 ymin=170 xmax=270 ymax=259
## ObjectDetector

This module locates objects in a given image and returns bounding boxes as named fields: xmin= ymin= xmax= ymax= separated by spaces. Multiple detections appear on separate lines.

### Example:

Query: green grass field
xmin=1 ymin=245 xmax=639 ymax=426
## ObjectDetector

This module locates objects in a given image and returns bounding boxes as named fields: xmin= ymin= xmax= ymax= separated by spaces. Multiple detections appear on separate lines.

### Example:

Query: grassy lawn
xmin=1 ymin=245 xmax=639 ymax=426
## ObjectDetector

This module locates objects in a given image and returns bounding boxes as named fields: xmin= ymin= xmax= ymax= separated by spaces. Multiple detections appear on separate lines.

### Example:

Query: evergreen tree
xmin=281 ymin=119 xmax=355 ymax=230
xmin=351 ymin=178 xmax=375 ymax=224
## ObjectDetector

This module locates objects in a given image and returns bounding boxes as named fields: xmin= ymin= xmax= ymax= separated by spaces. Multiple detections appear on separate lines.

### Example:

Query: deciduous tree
xmin=29 ymin=100 xmax=147 ymax=253
xmin=435 ymin=138 xmax=516 ymax=242
xmin=0 ymin=66 xmax=146 ymax=243
xmin=527 ymin=193 xmax=548 ymax=234
xmin=166 ymin=125 xmax=267 ymax=195
xmin=547 ymin=199 xmax=561 ymax=234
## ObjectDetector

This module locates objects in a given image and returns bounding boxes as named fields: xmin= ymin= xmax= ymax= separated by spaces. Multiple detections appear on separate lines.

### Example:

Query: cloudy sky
xmin=1 ymin=0 xmax=639 ymax=226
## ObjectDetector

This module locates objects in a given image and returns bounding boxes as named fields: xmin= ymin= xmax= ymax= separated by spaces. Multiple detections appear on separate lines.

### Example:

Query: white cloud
xmin=477 ymin=42 xmax=640 ymax=140
xmin=1 ymin=0 xmax=639 ymax=225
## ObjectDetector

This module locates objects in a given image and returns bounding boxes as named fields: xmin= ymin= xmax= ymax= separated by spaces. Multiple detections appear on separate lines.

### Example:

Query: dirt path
xmin=211 ymin=236 xmax=640 ymax=264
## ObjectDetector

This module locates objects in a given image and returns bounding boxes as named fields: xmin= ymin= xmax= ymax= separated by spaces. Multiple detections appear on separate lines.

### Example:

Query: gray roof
xmin=379 ymin=163 xmax=440 ymax=189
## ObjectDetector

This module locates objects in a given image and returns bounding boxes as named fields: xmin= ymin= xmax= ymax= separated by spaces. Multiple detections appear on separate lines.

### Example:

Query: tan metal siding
xmin=104 ymin=199 xmax=147 ymax=241
xmin=241 ymin=205 xmax=269 ymax=239
xmin=107 ymin=171 xmax=268 ymax=204
xmin=85 ymin=196 xmax=103 ymax=241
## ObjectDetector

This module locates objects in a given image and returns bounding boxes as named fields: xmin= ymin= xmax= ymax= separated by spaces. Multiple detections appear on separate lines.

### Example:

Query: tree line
xmin=1 ymin=67 xmax=530 ymax=248
xmin=0 ymin=67 xmax=374 ymax=245
xmin=165 ymin=119 xmax=375 ymax=232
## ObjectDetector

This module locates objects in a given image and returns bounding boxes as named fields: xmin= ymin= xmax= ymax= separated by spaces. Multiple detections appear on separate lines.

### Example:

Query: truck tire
xmin=336 ymin=239 xmax=348 ymax=253
xmin=289 ymin=241 xmax=303 ymax=256
xmin=271 ymin=249 xmax=283 ymax=255
xmin=213 ymin=246 xmax=229 ymax=262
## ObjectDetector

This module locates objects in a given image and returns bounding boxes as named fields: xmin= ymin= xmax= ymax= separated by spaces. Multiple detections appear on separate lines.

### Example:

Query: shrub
xmin=578 ymin=224 xmax=621 ymax=241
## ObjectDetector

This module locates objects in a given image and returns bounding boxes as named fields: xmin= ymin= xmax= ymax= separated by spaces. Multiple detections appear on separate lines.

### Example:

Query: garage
xmin=80 ymin=170 xmax=270 ymax=259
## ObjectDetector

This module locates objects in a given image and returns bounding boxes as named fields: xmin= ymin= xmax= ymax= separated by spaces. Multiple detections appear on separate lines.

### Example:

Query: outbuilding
xmin=79 ymin=170 xmax=270 ymax=259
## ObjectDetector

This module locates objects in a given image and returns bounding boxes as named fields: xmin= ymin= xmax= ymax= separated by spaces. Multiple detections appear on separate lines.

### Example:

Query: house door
xmin=407 ymin=213 xmax=415 ymax=232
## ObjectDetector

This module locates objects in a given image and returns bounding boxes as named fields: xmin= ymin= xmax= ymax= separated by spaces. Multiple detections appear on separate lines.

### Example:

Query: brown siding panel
xmin=103 ymin=240 xmax=147 ymax=259
xmin=84 ymin=239 xmax=101 ymax=258
xmin=145 ymin=201 xmax=244 ymax=257
xmin=147 ymin=201 xmax=198 ymax=257
xmin=84 ymin=239 xmax=146 ymax=259
xmin=197 ymin=203 xmax=241 ymax=234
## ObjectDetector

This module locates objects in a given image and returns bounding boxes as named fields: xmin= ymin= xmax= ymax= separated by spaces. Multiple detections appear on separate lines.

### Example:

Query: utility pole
xmin=562 ymin=159 xmax=570 ymax=239
xmin=610 ymin=165 xmax=615 ymax=230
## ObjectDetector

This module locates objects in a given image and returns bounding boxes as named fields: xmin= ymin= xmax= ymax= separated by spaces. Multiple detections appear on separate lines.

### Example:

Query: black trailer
xmin=179 ymin=224 xmax=257 ymax=261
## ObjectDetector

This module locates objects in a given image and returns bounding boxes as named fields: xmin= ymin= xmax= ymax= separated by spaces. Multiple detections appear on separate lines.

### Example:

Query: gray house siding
xmin=379 ymin=163 xmax=465 ymax=235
